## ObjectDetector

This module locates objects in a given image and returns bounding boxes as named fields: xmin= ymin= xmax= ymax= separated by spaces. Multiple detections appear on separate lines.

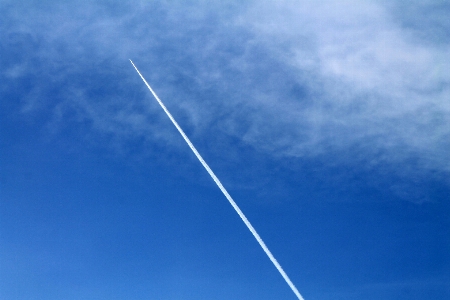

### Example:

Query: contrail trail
xmin=130 ymin=60 xmax=305 ymax=300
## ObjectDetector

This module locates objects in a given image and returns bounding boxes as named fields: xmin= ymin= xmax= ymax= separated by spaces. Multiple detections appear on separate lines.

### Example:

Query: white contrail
xmin=130 ymin=60 xmax=305 ymax=300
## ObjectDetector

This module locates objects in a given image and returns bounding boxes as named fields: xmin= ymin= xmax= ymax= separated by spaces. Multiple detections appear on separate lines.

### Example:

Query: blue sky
xmin=1 ymin=0 xmax=449 ymax=299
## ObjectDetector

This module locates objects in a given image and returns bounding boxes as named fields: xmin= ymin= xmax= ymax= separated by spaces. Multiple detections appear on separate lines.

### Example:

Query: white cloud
xmin=2 ymin=0 xmax=449 ymax=177
xmin=228 ymin=0 xmax=450 ymax=174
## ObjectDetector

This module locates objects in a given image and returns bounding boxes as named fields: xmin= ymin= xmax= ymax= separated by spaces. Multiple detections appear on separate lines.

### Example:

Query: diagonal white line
xmin=130 ymin=60 xmax=305 ymax=300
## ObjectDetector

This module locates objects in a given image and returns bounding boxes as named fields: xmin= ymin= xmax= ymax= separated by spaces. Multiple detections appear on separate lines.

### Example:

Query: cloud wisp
xmin=2 ymin=0 xmax=449 ymax=189
xmin=130 ymin=60 xmax=305 ymax=300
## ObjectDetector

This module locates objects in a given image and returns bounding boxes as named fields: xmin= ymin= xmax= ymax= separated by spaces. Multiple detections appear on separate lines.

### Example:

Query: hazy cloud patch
xmin=2 ymin=0 xmax=449 ymax=182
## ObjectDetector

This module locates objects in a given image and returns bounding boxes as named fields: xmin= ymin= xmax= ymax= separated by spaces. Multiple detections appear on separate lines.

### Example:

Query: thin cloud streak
xmin=130 ymin=60 xmax=305 ymax=300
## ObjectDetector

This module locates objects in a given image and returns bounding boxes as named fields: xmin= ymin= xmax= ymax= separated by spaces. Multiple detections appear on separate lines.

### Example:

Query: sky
xmin=1 ymin=0 xmax=449 ymax=299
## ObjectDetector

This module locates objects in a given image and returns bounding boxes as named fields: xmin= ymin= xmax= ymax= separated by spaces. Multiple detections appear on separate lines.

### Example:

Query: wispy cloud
xmin=234 ymin=0 xmax=450 ymax=171
xmin=2 ymin=0 xmax=449 ymax=179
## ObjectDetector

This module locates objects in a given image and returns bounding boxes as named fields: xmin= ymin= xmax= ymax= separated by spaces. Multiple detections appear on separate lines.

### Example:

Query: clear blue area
xmin=1 ymin=1 xmax=449 ymax=299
